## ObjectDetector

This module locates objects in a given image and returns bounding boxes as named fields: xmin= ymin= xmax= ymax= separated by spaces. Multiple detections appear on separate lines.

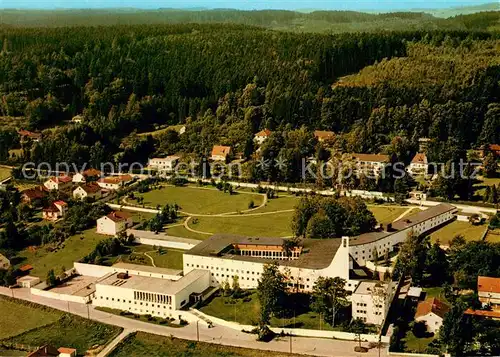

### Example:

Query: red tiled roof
xmin=464 ymin=308 xmax=500 ymax=319
xmin=314 ymin=130 xmax=335 ymax=139
xmin=98 ymin=175 xmax=132 ymax=184
xmin=488 ymin=144 xmax=500 ymax=152
xmin=351 ymin=153 xmax=390 ymax=163
xmin=49 ymin=175 xmax=72 ymax=184
xmin=106 ymin=211 xmax=131 ymax=223
xmin=18 ymin=129 xmax=42 ymax=139
xmin=27 ymin=345 xmax=59 ymax=357
xmin=255 ymin=129 xmax=271 ymax=137
xmin=57 ymin=347 xmax=77 ymax=354
xmin=78 ymin=182 xmax=101 ymax=194
xmin=211 ymin=145 xmax=231 ymax=157
xmin=19 ymin=264 xmax=33 ymax=272
xmin=478 ymin=276 xmax=500 ymax=294
xmin=22 ymin=186 xmax=47 ymax=200
xmin=415 ymin=297 xmax=450 ymax=319
xmin=43 ymin=204 xmax=59 ymax=213
xmin=53 ymin=200 xmax=67 ymax=206
xmin=411 ymin=153 xmax=428 ymax=164
xmin=82 ymin=168 xmax=102 ymax=177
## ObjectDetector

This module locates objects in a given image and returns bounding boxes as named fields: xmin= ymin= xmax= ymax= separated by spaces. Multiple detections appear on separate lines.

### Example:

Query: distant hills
xmin=0 ymin=6 xmax=498 ymax=32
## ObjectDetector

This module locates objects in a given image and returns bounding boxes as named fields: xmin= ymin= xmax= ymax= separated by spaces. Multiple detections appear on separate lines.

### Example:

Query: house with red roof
xmin=72 ymin=168 xmax=102 ymax=183
xmin=42 ymin=200 xmax=68 ymax=221
xmin=21 ymin=186 xmax=48 ymax=206
xmin=73 ymin=182 xmax=103 ymax=201
xmin=254 ymin=129 xmax=272 ymax=145
xmin=211 ymin=145 xmax=232 ymax=162
xmin=415 ymin=297 xmax=450 ymax=333
xmin=314 ymin=130 xmax=335 ymax=142
xmin=18 ymin=129 xmax=42 ymax=143
xmin=478 ymin=276 xmax=500 ymax=308
xmin=44 ymin=176 xmax=73 ymax=191
xmin=97 ymin=174 xmax=133 ymax=190
xmin=409 ymin=153 xmax=429 ymax=176
xmin=96 ymin=211 xmax=133 ymax=236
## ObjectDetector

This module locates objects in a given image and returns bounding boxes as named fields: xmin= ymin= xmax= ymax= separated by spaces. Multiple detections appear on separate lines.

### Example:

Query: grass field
xmin=422 ymin=287 xmax=449 ymax=304
xmin=117 ymin=245 xmax=185 ymax=270
xmin=189 ymin=211 xmax=294 ymax=237
xmin=0 ymin=167 xmax=12 ymax=181
xmin=200 ymin=291 xmax=340 ymax=331
xmin=0 ymin=297 xmax=121 ymax=356
xmin=485 ymin=229 xmax=500 ymax=243
xmin=0 ymin=296 xmax=61 ymax=340
xmin=110 ymin=331 xmax=302 ymax=357
xmin=369 ymin=206 xmax=410 ymax=225
xmin=430 ymin=220 xmax=486 ymax=245
xmin=137 ymin=125 xmax=184 ymax=137
xmin=403 ymin=330 xmax=435 ymax=353
xmin=164 ymin=223 xmax=211 ymax=240
xmin=473 ymin=176 xmax=500 ymax=197
xmin=139 ymin=186 xmax=264 ymax=215
xmin=250 ymin=195 xmax=298 ymax=213
xmin=14 ymin=228 xmax=110 ymax=278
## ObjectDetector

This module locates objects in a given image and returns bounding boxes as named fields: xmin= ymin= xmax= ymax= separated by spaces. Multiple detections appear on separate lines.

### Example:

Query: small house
xmin=415 ymin=297 xmax=450 ymax=333
xmin=211 ymin=145 xmax=231 ymax=162
xmin=314 ymin=130 xmax=335 ymax=142
xmin=73 ymin=183 xmax=102 ymax=201
xmin=97 ymin=174 xmax=133 ymax=190
xmin=44 ymin=176 xmax=73 ymax=191
xmin=42 ymin=200 xmax=68 ymax=221
xmin=254 ymin=129 xmax=271 ymax=145
xmin=72 ymin=168 xmax=102 ymax=183
xmin=21 ymin=186 xmax=47 ymax=206
xmin=409 ymin=153 xmax=429 ymax=175
xmin=97 ymin=211 xmax=133 ymax=236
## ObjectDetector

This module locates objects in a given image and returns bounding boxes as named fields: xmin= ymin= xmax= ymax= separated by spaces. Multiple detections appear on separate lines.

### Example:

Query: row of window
xmin=99 ymin=296 xmax=173 ymax=309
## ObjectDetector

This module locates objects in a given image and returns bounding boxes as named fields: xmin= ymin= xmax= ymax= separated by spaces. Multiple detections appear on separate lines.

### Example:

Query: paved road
xmin=0 ymin=287 xmax=387 ymax=357
xmin=97 ymin=329 xmax=134 ymax=357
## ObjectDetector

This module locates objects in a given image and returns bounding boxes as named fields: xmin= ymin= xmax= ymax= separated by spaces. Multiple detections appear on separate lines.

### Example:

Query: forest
xmin=0 ymin=16 xmax=497 ymax=189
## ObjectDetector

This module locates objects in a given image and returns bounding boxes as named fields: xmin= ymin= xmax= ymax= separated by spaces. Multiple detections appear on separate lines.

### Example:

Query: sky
xmin=0 ymin=0 xmax=494 ymax=11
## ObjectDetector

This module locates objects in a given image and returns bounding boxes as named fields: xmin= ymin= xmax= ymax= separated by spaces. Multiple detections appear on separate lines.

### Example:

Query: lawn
xmin=0 ymin=297 xmax=121 ymax=356
xmin=14 ymin=228 xmax=110 ymax=278
xmin=250 ymin=195 xmax=298 ymax=213
xmin=139 ymin=186 xmax=264 ymax=215
xmin=0 ymin=296 xmax=62 ymax=339
xmin=199 ymin=291 xmax=338 ymax=331
xmin=109 ymin=331 xmax=303 ymax=357
xmin=0 ymin=166 xmax=12 ymax=181
xmin=4 ymin=314 xmax=121 ymax=356
xmin=369 ymin=206 xmax=410 ymax=225
xmin=473 ymin=176 xmax=500 ymax=197
xmin=189 ymin=211 xmax=294 ymax=237
xmin=403 ymin=330 xmax=435 ymax=353
xmin=422 ymin=287 xmax=449 ymax=304
xmin=485 ymin=229 xmax=500 ymax=243
xmin=430 ymin=220 xmax=487 ymax=245
xmin=164 ymin=223 xmax=211 ymax=240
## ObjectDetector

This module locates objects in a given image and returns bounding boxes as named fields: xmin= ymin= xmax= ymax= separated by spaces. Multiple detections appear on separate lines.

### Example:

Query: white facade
xmin=349 ymin=204 xmax=456 ymax=267
xmin=93 ymin=269 xmax=210 ymax=315
xmin=96 ymin=214 xmax=133 ymax=236
xmin=72 ymin=173 xmax=85 ymax=183
xmin=44 ymin=177 xmax=72 ymax=191
xmin=415 ymin=312 xmax=444 ymax=334
xmin=73 ymin=186 xmax=102 ymax=201
xmin=183 ymin=237 xmax=354 ymax=292
xmin=351 ymin=281 xmax=395 ymax=325
xmin=148 ymin=156 xmax=180 ymax=172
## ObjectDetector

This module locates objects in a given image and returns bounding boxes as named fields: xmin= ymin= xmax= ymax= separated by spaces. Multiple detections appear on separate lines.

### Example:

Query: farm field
xmin=139 ymin=186 xmax=264 ymax=215
xmin=0 ymin=297 xmax=121 ymax=355
xmin=14 ymin=229 xmax=109 ymax=278
xmin=429 ymin=220 xmax=487 ymax=245
xmin=188 ymin=211 xmax=294 ymax=237
xmin=109 ymin=331 xmax=302 ymax=357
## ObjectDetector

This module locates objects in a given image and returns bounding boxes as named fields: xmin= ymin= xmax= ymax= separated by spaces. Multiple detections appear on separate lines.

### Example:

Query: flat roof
xmin=97 ymin=269 xmax=208 ymax=295
xmin=350 ymin=203 xmax=456 ymax=246
xmin=112 ymin=263 xmax=182 ymax=277
xmin=408 ymin=287 xmax=423 ymax=298
xmin=353 ymin=280 xmax=389 ymax=295
xmin=185 ymin=234 xmax=341 ymax=270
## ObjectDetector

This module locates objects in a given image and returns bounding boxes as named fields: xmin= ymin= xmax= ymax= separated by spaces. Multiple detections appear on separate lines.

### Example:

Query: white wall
xmin=74 ymin=262 xmax=182 ymax=281
xmin=415 ymin=312 xmax=443 ymax=334
xmin=31 ymin=287 xmax=90 ymax=304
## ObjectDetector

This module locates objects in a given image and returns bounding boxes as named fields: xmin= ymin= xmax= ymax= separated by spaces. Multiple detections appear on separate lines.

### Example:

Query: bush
xmin=248 ymin=200 xmax=255 ymax=209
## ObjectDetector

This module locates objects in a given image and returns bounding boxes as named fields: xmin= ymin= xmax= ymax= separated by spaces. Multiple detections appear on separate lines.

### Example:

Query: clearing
xmin=138 ymin=186 xmax=264 ymax=215
xmin=14 ymin=229 xmax=110 ymax=278
xmin=109 ymin=331 xmax=302 ymax=357
xmin=429 ymin=220 xmax=486 ymax=245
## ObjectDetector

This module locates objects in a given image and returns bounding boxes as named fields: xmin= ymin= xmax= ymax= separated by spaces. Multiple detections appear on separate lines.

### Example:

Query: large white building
xmin=148 ymin=156 xmax=180 ymax=173
xmin=184 ymin=203 xmax=456 ymax=293
xmin=93 ymin=269 xmax=210 ymax=316
xmin=351 ymin=281 xmax=396 ymax=325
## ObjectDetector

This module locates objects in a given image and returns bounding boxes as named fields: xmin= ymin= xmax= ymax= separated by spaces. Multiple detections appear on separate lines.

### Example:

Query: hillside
xmin=0 ymin=8 xmax=498 ymax=32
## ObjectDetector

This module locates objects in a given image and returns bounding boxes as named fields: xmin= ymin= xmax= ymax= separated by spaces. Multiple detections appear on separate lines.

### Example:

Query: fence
xmin=30 ymin=287 xmax=90 ymax=304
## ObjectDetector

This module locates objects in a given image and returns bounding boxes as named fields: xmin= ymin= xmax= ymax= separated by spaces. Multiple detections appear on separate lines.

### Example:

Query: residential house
xmin=350 ymin=153 xmax=390 ymax=178
xmin=97 ymin=174 xmax=133 ymax=190
xmin=57 ymin=347 xmax=77 ymax=357
xmin=44 ymin=176 xmax=73 ymax=191
xmin=179 ymin=125 xmax=186 ymax=135
xmin=0 ymin=253 xmax=10 ymax=270
xmin=97 ymin=211 xmax=133 ymax=236
xmin=478 ymin=276 xmax=500 ymax=308
xmin=409 ymin=153 xmax=429 ymax=176
xmin=254 ymin=129 xmax=271 ymax=145
xmin=211 ymin=145 xmax=231 ymax=162
xmin=480 ymin=144 xmax=500 ymax=158
xmin=415 ymin=297 xmax=450 ymax=333
xmin=314 ymin=130 xmax=335 ymax=142
xmin=148 ymin=156 xmax=180 ymax=173
xmin=418 ymin=137 xmax=432 ymax=152
xmin=42 ymin=200 xmax=68 ymax=221
xmin=21 ymin=186 xmax=47 ymax=206
xmin=73 ymin=183 xmax=102 ymax=201
xmin=72 ymin=168 xmax=102 ymax=183
xmin=18 ymin=129 xmax=42 ymax=143
xmin=71 ymin=115 xmax=83 ymax=124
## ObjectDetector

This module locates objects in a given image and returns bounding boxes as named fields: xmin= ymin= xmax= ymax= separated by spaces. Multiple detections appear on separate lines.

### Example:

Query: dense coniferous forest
xmin=0 ymin=12 xmax=498 ymax=186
